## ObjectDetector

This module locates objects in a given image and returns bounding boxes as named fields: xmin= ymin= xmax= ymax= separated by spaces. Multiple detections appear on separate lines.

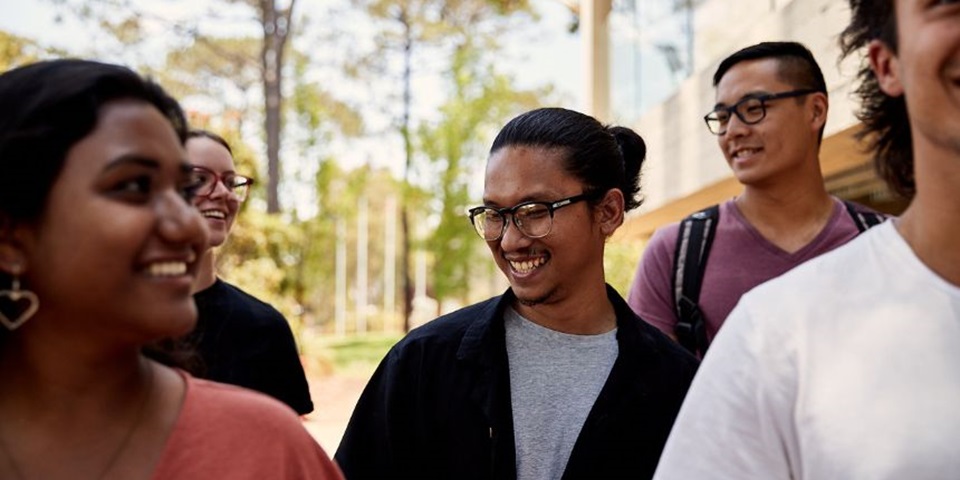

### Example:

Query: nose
xmin=497 ymin=214 xmax=531 ymax=251
xmin=722 ymin=112 xmax=749 ymax=138
xmin=207 ymin=178 xmax=233 ymax=200
xmin=157 ymin=191 xmax=209 ymax=248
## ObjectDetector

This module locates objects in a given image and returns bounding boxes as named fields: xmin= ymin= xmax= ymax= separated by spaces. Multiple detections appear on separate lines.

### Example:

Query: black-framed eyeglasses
xmin=190 ymin=166 xmax=255 ymax=202
xmin=467 ymin=192 xmax=600 ymax=242
xmin=704 ymin=88 xmax=818 ymax=135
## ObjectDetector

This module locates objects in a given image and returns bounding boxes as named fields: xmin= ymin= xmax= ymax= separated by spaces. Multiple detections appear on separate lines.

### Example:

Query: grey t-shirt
xmin=504 ymin=307 xmax=618 ymax=480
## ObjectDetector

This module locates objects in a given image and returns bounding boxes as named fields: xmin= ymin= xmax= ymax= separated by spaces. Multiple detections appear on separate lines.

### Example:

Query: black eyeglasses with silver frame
xmin=704 ymin=88 xmax=818 ymax=135
xmin=467 ymin=191 xmax=601 ymax=242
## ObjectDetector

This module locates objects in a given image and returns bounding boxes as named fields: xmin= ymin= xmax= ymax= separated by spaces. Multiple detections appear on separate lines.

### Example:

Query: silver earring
xmin=0 ymin=272 xmax=38 ymax=331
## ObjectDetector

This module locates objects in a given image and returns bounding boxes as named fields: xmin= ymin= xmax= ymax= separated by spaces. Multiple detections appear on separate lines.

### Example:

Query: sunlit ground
xmin=300 ymin=333 xmax=402 ymax=453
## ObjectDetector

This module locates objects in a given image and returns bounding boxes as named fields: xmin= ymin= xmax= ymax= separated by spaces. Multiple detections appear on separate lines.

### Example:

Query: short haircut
xmin=713 ymin=42 xmax=828 ymax=143
xmin=713 ymin=41 xmax=827 ymax=94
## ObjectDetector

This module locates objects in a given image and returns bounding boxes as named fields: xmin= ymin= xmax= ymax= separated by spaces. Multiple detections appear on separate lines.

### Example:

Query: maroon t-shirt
xmin=627 ymin=198 xmax=862 ymax=342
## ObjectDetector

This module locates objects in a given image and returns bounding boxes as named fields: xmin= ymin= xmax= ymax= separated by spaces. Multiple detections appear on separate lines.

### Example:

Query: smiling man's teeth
xmin=147 ymin=262 xmax=187 ymax=277
xmin=203 ymin=210 xmax=226 ymax=219
xmin=510 ymin=257 xmax=546 ymax=274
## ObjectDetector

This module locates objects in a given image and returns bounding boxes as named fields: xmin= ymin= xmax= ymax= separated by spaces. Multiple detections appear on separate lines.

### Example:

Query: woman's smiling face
xmin=186 ymin=136 xmax=240 ymax=249
xmin=17 ymin=100 xmax=208 ymax=341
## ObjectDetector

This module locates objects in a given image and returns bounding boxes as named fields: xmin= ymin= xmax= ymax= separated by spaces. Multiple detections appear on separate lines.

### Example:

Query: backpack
xmin=672 ymin=200 xmax=886 ymax=356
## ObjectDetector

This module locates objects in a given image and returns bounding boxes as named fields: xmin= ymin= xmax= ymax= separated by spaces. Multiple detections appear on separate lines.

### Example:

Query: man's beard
xmin=515 ymin=288 xmax=555 ymax=307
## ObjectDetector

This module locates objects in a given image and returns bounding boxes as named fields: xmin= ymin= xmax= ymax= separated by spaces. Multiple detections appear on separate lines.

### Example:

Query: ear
xmin=595 ymin=189 xmax=625 ymax=237
xmin=868 ymin=39 xmax=904 ymax=97
xmin=809 ymin=92 xmax=828 ymax=132
xmin=0 ymin=217 xmax=31 ymax=276
xmin=0 ymin=243 xmax=27 ymax=277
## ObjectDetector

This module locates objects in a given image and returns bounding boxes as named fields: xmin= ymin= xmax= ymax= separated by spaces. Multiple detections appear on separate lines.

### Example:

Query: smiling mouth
xmin=202 ymin=210 xmax=226 ymax=220
xmin=732 ymin=147 xmax=761 ymax=161
xmin=509 ymin=256 xmax=547 ymax=274
xmin=146 ymin=261 xmax=188 ymax=277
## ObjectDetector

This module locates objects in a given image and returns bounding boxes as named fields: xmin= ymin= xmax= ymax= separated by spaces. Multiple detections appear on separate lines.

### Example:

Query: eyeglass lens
xmin=706 ymin=97 xmax=765 ymax=134
xmin=474 ymin=203 xmax=553 ymax=240
xmin=192 ymin=169 xmax=251 ymax=201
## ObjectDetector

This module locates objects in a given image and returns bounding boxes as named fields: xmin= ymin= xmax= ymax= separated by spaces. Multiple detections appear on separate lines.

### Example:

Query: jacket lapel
xmin=459 ymin=291 xmax=518 ymax=479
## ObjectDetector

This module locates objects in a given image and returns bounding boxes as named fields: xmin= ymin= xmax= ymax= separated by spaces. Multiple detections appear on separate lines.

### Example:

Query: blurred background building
xmin=576 ymin=0 xmax=908 ymax=247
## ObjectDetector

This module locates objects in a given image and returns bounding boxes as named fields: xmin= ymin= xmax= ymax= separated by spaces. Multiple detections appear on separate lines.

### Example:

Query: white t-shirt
xmin=654 ymin=221 xmax=960 ymax=480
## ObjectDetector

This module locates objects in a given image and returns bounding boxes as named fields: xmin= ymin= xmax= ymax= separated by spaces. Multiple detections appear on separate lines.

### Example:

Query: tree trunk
xmin=259 ymin=0 xmax=296 ymax=213
xmin=400 ymin=8 xmax=415 ymax=333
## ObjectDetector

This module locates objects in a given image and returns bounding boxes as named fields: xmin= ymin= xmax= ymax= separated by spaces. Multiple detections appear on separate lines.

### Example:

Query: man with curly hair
xmin=653 ymin=1 xmax=960 ymax=478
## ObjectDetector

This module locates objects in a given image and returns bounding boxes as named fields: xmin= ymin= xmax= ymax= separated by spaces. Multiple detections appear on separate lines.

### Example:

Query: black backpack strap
xmin=672 ymin=204 xmax=720 ymax=356
xmin=843 ymin=200 xmax=886 ymax=233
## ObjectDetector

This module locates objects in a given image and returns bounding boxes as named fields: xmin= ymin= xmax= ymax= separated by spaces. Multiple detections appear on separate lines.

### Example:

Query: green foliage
xmin=160 ymin=37 xmax=262 ymax=100
xmin=308 ymin=333 xmax=403 ymax=376
xmin=217 ymin=209 xmax=303 ymax=307
xmin=354 ymin=0 xmax=549 ymax=310
xmin=291 ymin=51 xmax=364 ymax=142
xmin=28 ymin=0 xmax=564 ymax=336
xmin=603 ymin=240 xmax=645 ymax=298
xmin=0 ymin=30 xmax=66 ymax=71
xmin=419 ymin=39 xmax=547 ymax=303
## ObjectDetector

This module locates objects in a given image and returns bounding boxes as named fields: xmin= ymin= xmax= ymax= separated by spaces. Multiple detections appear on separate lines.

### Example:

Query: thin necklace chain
xmin=0 ymin=361 xmax=156 ymax=480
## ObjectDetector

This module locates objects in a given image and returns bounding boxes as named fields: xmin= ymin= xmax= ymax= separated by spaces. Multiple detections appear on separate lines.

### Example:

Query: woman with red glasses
xmin=185 ymin=130 xmax=314 ymax=417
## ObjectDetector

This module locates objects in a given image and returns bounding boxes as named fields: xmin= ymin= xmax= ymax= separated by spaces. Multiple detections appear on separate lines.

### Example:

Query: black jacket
xmin=335 ymin=286 xmax=698 ymax=479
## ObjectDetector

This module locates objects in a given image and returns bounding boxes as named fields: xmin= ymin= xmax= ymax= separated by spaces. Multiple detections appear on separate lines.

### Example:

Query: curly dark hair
xmin=839 ymin=0 xmax=915 ymax=199
xmin=490 ymin=107 xmax=646 ymax=212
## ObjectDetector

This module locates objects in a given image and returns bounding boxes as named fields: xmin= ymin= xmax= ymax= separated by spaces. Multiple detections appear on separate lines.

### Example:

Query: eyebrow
xmin=482 ymin=192 xmax=563 ymax=207
xmin=102 ymin=154 xmax=161 ymax=172
xmin=103 ymin=154 xmax=192 ymax=175
xmin=713 ymin=90 xmax=771 ymax=110
xmin=195 ymin=167 xmax=238 ymax=175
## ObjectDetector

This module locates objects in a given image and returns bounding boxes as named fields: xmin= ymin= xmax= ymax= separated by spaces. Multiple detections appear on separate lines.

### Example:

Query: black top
xmin=191 ymin=278 xmax=313 ymax=415
xmin=335 ymin=285 xmax=699 ymax=479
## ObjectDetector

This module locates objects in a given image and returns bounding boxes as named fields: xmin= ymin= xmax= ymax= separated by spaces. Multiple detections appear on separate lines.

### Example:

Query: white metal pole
xmin=384 ymin=195 xmax=397 ymax=330
xmin=335 ymin=218 xmax=346 ymax=336
xmin=356 ymin=196 xmax=369 ymax=333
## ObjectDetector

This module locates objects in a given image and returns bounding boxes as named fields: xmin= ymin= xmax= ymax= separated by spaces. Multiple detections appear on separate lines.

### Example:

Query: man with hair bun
xmin=336 ymin=107 xmax=698 ymax=479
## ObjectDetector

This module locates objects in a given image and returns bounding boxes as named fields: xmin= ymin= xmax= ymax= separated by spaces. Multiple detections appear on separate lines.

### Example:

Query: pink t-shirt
xmin=627 ymin=198 xmax=862 ymax=342
xmin=150 ymin=373 xmax=342 ymax=480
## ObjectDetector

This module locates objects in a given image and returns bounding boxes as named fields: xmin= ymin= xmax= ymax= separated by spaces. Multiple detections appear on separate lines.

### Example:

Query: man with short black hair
xmin=628 ymin=41 xmax=882 ymax=357
xmin=653 ymin=2 xmax=960 ymax=478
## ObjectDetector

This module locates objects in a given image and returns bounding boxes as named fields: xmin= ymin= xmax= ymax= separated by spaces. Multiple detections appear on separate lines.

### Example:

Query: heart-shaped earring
xmin=0 ymin=274 xmax=38 ymax=331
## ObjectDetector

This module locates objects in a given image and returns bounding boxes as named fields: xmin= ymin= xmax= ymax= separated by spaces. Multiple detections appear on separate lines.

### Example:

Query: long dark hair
xmin=490 ymin=107 xmax=646 ymax=212
xmin=839 ymin=0 xmax=914 ymax=199
xmin=0 ymin=59 xmax=196 ymax=368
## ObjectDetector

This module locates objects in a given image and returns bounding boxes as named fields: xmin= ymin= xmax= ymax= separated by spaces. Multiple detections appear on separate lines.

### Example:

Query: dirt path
xmin=303 ymin=373 xmax=371 ymax=453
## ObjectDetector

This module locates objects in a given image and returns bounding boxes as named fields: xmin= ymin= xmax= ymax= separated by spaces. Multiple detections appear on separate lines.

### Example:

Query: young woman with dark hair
xmin=0 ymin=59 xmax=341 ymax=480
